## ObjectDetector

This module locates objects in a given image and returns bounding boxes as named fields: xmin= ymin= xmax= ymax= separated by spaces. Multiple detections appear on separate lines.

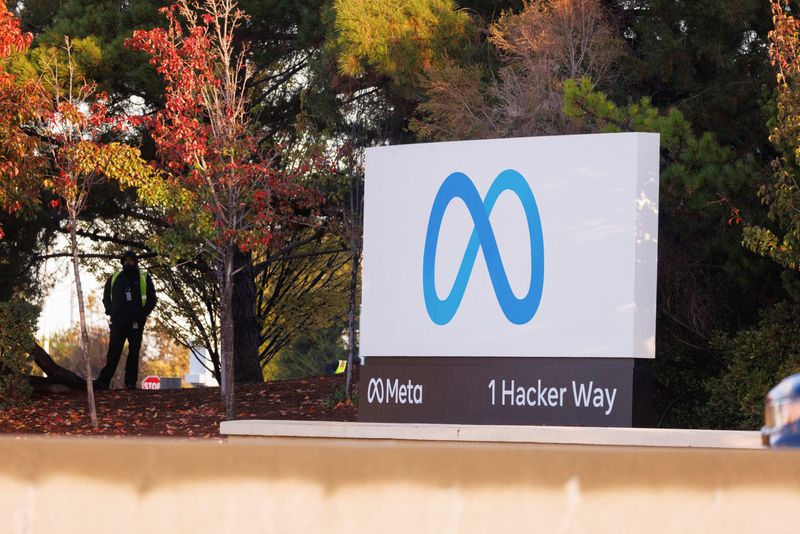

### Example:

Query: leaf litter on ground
xmin=0 ymin=374 xmax=357 ymax=438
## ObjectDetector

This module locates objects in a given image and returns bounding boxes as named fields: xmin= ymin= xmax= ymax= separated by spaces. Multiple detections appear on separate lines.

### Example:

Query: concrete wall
xmin=1 ymin=435 xmax=799 ymax=533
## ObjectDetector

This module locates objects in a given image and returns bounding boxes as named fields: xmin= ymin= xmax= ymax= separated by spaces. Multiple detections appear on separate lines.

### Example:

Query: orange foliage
xmin=0 ymin=5 xmax=46 ymax=232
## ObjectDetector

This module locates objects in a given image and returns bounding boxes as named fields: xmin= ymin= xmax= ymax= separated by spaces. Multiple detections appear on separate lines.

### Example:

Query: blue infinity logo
xmin=422 ymin=169 xmax=544 ymax=325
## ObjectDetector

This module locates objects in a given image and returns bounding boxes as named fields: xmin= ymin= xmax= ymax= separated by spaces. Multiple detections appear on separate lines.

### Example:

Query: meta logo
xmin=422 ymin=170 xmax=544 ymax=325
xmin=367 ymin=377 xmax=424 ymax=405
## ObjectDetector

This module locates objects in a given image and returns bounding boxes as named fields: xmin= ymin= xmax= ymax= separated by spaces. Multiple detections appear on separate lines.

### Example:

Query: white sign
xmin=360 ymin=133 xmax=659 ymax=359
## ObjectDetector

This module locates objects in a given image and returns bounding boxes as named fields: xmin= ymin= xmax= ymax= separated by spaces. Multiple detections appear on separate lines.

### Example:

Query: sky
xmin=38 ymin=255 xmax=103 ymax=343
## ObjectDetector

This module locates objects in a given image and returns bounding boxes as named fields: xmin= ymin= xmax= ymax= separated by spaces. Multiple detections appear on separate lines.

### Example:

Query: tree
xmin=28 ymin=36 xmax=153 ymax=425
xmin=0 ymin=5 xmax=87 ymax=397
xmin=39 ymin=0 xmax=169 ymax=108
xmin=0 ymin=4 xmax=155 ymax=413
xmin=254 ymin=234 xmax=351 ymax=369
xmin=0 ymin=3 xmax=43 ymax=239
xmin=42 ymin=0 xmax=339 ymax=386
xmin=265 ymin=326 xmax=347 ymax=381
xmin=21 ymin=0 xmax=382 ymax=386
xmin=338 ymin=146 xmax=363 ymax=397
xmin=312 ymin=142 xmax=363 ymax=397
xmin=411 ymin=0 xmax=621 ymax=141
xmin=699 ymin=2 xmax=800 ymax=430
xmin=563 ymin=79 xmax=785 ymax=427
xmin=149 ymin=259 xmax=223 ymax=379
xmin=0 ymin=4 xmax=32 ymax=69
xmin=143 ymin=233 xmax=350 ymax=384
xmin=706 ymin=301 xmax=800 ymax=429
xmin=0 ymin=301 xmax=38 ymax=406
xmin=323 ymin=0 xmax=479 ymax=150
xmin=611 ymin=0 xmax=774 ymax=152
xmin=745 ymin=0 xmax=800 ymax=271
xmin=0 ymin=5 xmax=56 ymax=304
xmin=128 ymin=0 xmax=315 ymax=419
xmin=331 ymin=0 xmax=473 ymax=99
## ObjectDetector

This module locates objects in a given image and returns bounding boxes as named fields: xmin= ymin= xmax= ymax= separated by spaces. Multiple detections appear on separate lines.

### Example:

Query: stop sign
xmin=141 ymin=376 xmax=161 ymax=390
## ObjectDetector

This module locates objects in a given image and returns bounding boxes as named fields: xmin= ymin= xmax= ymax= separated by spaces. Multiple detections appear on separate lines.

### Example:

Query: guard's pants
xmin=97 ymin=320 xmax=144 ymax=388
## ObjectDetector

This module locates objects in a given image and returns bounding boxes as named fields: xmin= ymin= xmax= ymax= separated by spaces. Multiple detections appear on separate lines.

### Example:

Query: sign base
xmin=358 ymin=357 xmax=653 ymax=427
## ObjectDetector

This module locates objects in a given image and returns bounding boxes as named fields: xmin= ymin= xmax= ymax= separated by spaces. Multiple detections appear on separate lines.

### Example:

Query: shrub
xmin=706 ymin=301 xmax=800 ymax=429
xmin=0 ymin=301 xmax=38 ymax=407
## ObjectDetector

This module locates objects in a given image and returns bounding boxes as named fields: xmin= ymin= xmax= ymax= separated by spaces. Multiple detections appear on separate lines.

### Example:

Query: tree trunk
xmin=218 ymin=246 xmax=236 ymax=420
xmin=345 ymin=165 xmax=363 ymax=398
xmin=345 ymin=247 xmax=360 ymax=398
xmin=69 ymin=219 xmax=98 ymax=427
xmin=29 ymin=343 xmax=85 ymax=388
xmin=232 ymin=249 xmax=262 ymax=383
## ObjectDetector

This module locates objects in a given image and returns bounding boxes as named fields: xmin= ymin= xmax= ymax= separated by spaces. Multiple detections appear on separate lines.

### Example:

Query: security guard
xmin=96 ymin=251 xmax=157 ymax=389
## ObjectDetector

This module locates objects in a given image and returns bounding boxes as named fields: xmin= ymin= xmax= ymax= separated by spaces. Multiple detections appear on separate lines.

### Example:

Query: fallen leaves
xmin=0 ymin=374 xmax=357 ymax=438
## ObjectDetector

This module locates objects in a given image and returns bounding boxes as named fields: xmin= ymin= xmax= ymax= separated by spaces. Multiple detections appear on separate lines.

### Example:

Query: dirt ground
xmin=0 ymin=374 xmax=358 ymax=437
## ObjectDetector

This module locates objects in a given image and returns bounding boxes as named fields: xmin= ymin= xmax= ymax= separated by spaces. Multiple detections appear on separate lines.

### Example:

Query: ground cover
xmin=0 ymin=374 xmax=357 ymax=437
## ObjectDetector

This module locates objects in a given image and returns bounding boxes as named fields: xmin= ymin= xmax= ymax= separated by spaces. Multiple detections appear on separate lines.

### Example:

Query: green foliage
xmin=326 ymin=383 xmax=356 ymax=407
xmin=0 ymin=209 xmax=55 ymax=301
xmin=143 ymin=235 xmax=353 ymax=381
xmin=20 ymin=0 xmax=168 ymax=104
xmin=565 ymin=79 xmax=785 ymax=427
xmin=115 ymin=162 xmax=212 ymax=262
xmin=564 ymin=78 xmax=764 ymax=216
xmin=743 ymin=159 xmax=800 ymax=271
xmin=619 ymin=0 xmax=774 ymax=150
xmin=12 ymin=0 xmax=64 ymax=34
xmin=723 ymin=0 xmax=800 ymax=432
xmin=8 ymin=35 xmax=104 ymax=91
xmin=412 ymin=0 xmax=622 ymax=141
xmin=0 ymin=301 xmax=38 ymax=407
xmin=3 ymin=0 xmax=791 ymax=429
xmin=742 ymin=2 xmax=800 ymax=273
xmin=266 ymin=326 xmax=347 ymax=381
xmin=257 ymin=242 xmax=353 ymax=366
xmin=563 ymin=79 xmax=772 ymax=282
xmin=706 ymin=301 xmax=800 ymax=429
xmin=456 ymin=0 xmax=522 ymax=19
xmin=330 ymin=0 xmax=474 ymax=97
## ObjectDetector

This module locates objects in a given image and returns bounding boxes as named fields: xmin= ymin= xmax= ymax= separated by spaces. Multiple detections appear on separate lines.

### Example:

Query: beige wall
xmin=1 ymin=435 xmax=799 ymax=533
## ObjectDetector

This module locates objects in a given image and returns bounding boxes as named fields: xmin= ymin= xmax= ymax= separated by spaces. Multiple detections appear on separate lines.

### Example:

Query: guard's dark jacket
xmin=102 ymin=268 xmax=157 ymax=322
